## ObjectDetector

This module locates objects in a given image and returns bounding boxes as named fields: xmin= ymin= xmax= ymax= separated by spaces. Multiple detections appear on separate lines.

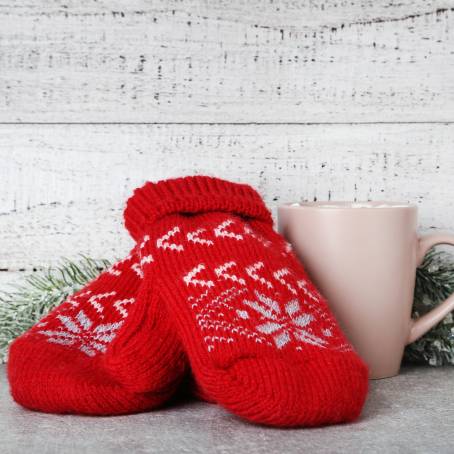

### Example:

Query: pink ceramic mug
xmin=278 ymin=201 xmax=454 ymax=379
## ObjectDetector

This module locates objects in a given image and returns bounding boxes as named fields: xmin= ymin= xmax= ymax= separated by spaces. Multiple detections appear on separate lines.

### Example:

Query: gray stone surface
xmin=1 ymin=365 xmax=453 ymax=454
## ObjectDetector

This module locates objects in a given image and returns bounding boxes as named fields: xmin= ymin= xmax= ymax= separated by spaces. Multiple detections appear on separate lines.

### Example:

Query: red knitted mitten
xmin=124 ymin=176 xmax=368 ymax=427
xmin=8 ymin=246 xmax=186 ymax=415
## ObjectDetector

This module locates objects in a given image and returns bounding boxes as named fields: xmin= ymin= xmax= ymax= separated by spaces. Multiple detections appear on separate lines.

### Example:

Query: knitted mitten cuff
xmin=124 ymin=176 xmax=273 ymax=241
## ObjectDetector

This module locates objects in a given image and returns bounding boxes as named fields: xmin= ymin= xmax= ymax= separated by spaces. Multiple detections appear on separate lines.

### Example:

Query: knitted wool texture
xmin=124 ymin=176 xmax=369 ymax=427
xmin=8 ymin=245 xmax=186 ymax=415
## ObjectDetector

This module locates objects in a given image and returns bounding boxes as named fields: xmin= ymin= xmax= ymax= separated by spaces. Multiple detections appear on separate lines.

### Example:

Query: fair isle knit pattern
xmin=156 ymin=218 xmax=349 ymax=354
xmin=27 ymin=252 xmax=140 ymax=358
xmin=125 ymin=176 xmax=369 ymax=427
xmin=8 ymin=244 xmax=186 ymax=415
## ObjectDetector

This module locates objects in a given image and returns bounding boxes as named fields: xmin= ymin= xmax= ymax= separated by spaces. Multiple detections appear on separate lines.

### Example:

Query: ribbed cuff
xmin=124 ymin=176 xmax=273 ymax=241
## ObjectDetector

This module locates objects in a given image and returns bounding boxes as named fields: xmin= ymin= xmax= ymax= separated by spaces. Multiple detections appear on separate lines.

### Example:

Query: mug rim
xmin=279 ymin=200 xmax=418 ymax=210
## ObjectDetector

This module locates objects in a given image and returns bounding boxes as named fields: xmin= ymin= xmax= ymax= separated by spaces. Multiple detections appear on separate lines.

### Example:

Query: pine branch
xmin=404 ymin=249 xmax=454 ymax=366
xmin=0 ymin=257 xmax=111 ymax=363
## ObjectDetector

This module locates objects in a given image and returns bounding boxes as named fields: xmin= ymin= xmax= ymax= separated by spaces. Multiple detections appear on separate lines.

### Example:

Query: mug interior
xmin=285 ymin=201 xmax=416 ymax=209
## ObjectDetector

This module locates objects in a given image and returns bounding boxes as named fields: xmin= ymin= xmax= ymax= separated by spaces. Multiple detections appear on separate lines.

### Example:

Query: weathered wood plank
xmin=1 ymin=123 xmax=454 ymax=269
xmin=0 ymin=272 xmax=23 ymax=292
xmin=1 ymin=1 xmax=454 ymax=122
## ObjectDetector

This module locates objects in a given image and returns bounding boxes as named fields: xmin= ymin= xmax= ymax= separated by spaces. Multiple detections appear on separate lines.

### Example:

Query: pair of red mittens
xmin=8 ymin=176 xmax=368 ymax=427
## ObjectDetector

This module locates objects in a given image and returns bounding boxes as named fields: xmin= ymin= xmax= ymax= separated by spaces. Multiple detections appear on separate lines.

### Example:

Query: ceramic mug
xmin=278 ymin=201 xmax=454 ymax=379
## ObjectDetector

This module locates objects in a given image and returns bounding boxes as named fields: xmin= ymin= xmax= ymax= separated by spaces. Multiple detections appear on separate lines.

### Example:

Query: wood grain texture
xmin=0 ymin=272 xmax=22 ymax=290
xmin=1 ymin=1 xmax=454 ymax=122
xmin=1 ymin=123 xmax=453 ymax=270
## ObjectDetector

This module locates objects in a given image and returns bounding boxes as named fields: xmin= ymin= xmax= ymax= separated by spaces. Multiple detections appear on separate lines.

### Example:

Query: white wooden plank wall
xmin=1 ymin=1 xmax=454 ymax=122
xmin=1 ymin=1 xmax=454 ymax=287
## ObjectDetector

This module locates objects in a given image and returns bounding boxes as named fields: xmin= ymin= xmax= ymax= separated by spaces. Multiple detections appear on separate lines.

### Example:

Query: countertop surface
xmin=1 ymin=365 xmax=453 ymax=454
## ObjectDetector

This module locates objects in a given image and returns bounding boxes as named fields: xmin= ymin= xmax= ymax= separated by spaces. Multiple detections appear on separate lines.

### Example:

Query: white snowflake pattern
xmin=38 ymin=310 xmax=124 ymax=357
xmin=241 ymin=290 xmax=330 ymax=349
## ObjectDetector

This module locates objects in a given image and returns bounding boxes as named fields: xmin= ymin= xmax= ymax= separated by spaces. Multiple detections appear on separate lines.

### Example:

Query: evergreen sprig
xmin=0 ymin=252 xmax=453 ymax=366
xmin=404 ymin=249 xmax=454 ymax=366
xmin=0 ymin=257 xmax=111 ymax=363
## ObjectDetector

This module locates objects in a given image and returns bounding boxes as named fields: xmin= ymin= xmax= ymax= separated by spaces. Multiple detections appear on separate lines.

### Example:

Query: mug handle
xmin=407 ymin=233 xmax=454 ymax=344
